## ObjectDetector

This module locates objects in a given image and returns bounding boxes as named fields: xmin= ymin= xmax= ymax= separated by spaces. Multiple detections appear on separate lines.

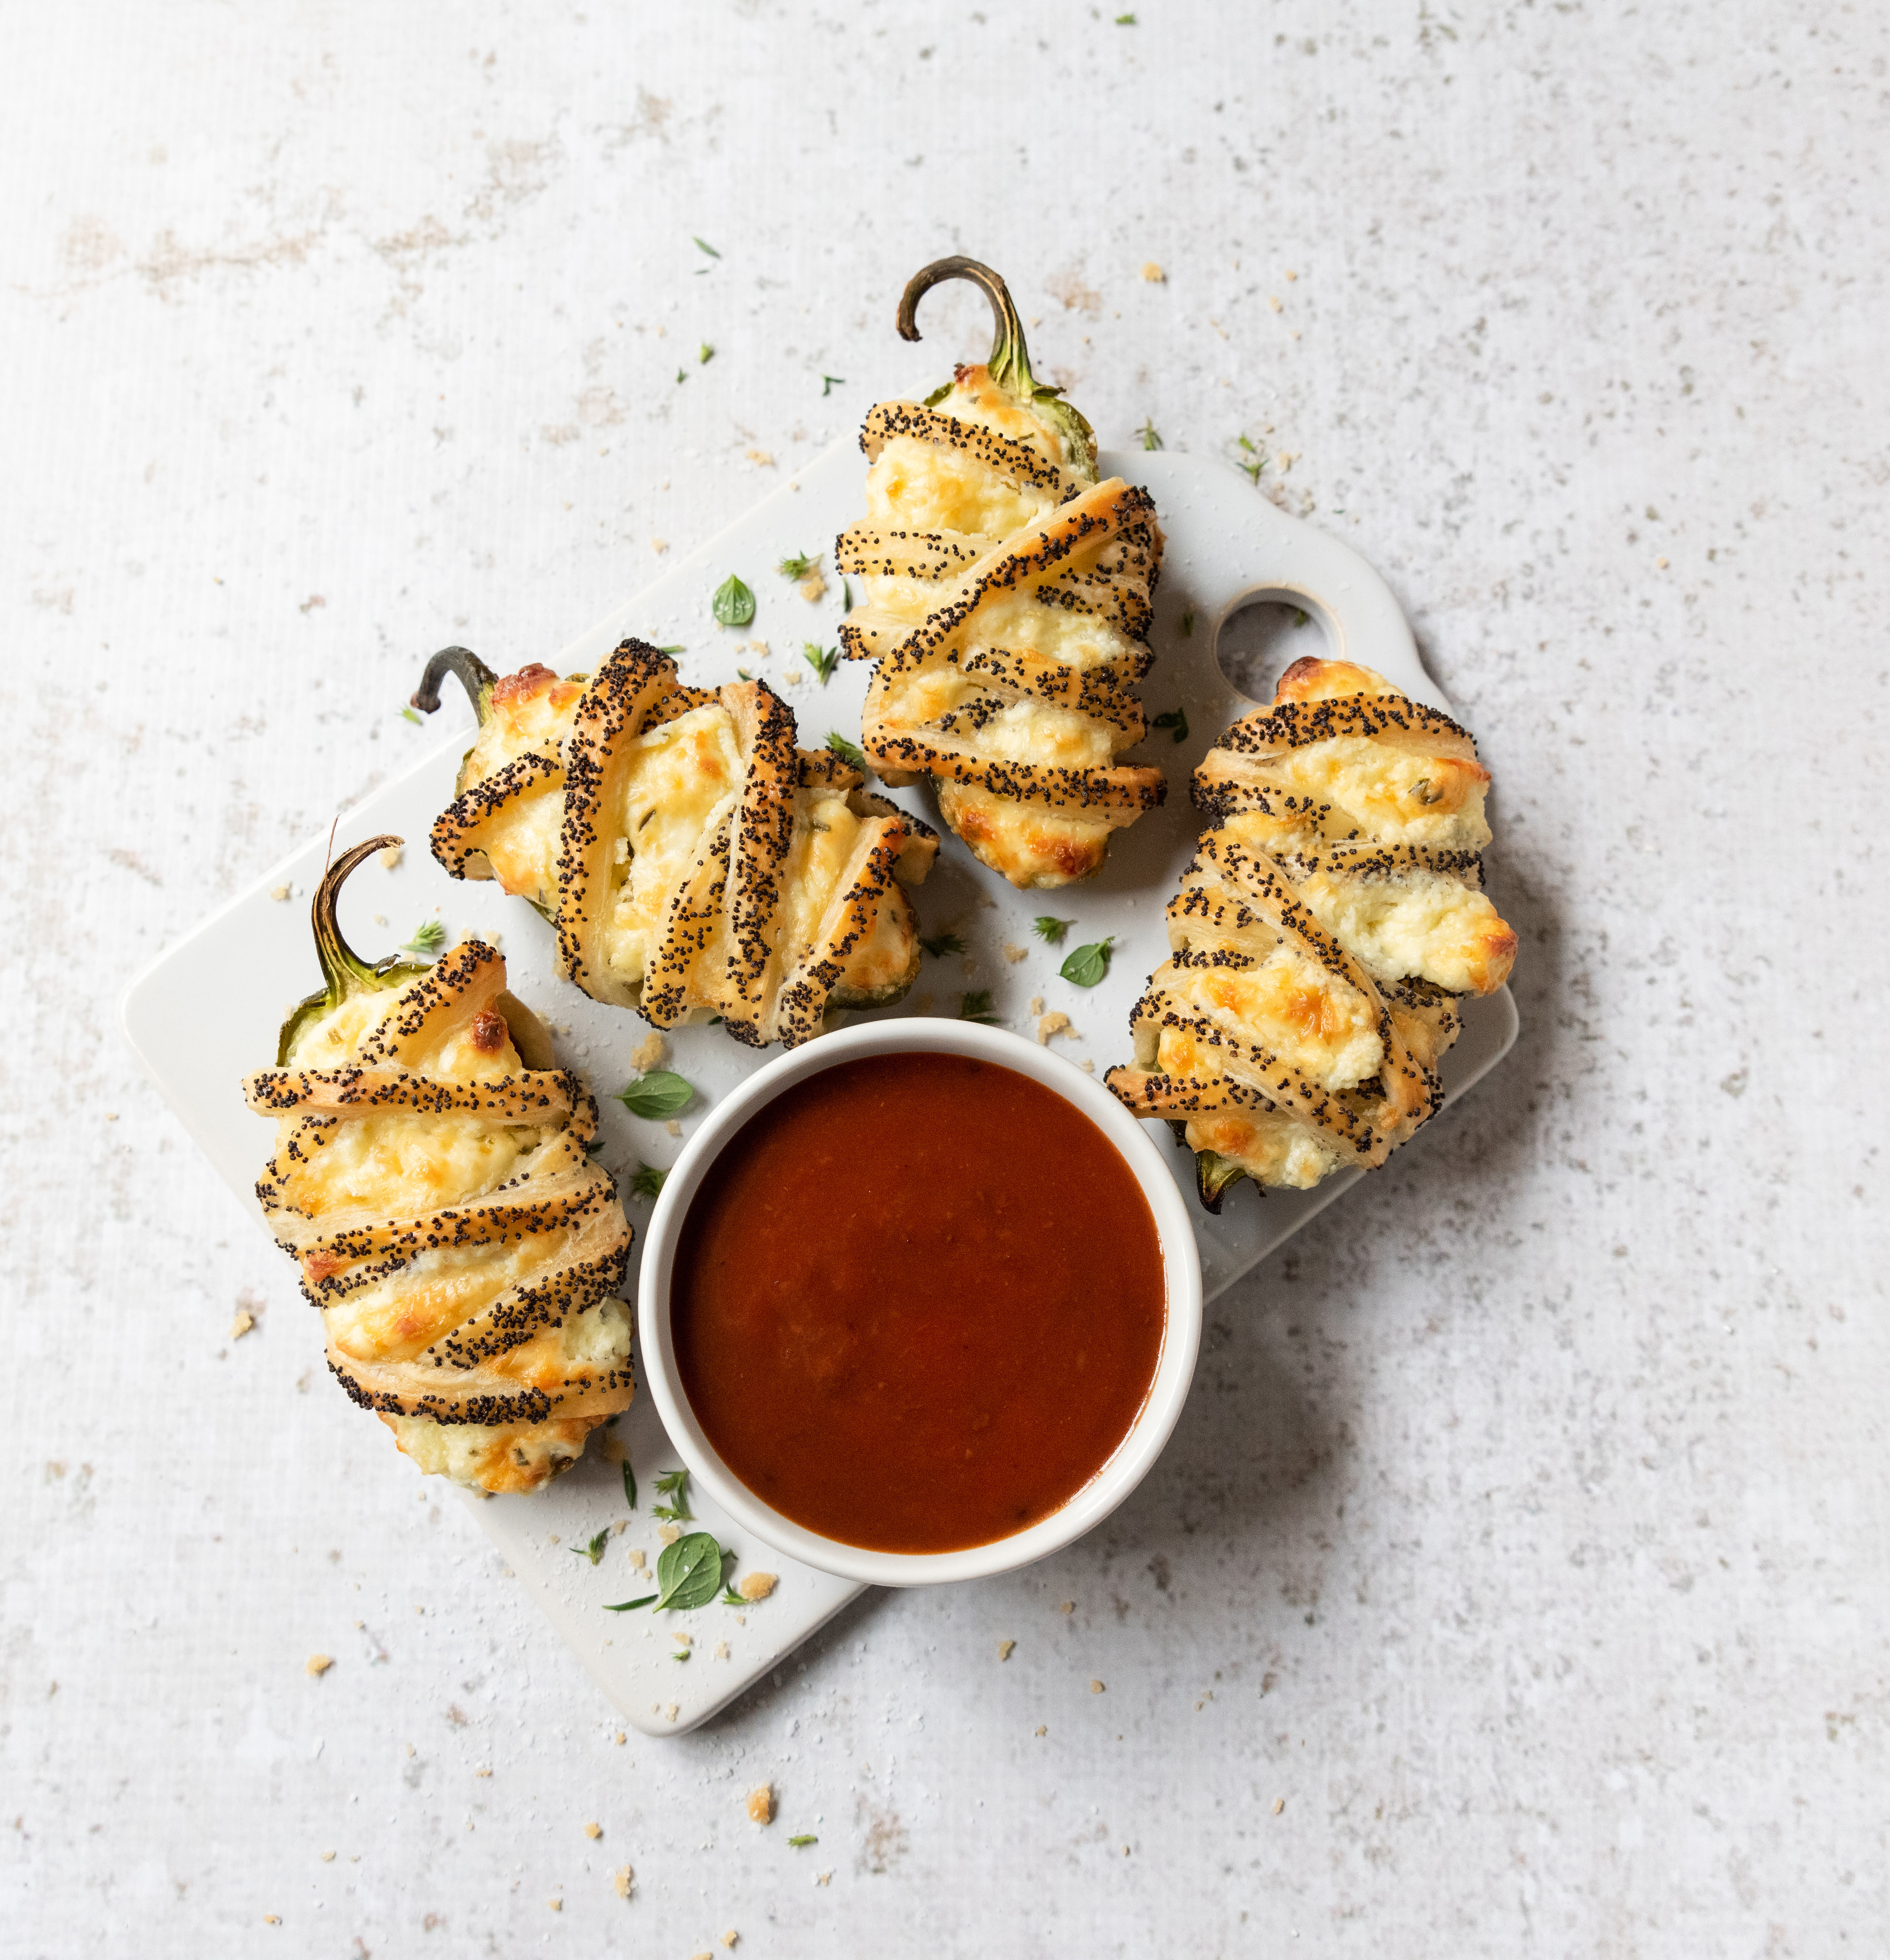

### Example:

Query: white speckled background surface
xmin=6 ymin=2 xmax=1886 ymax=1952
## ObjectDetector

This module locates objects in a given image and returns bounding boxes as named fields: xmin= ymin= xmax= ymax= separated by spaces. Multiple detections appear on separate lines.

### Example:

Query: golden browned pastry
xmin=244 ymin=836 xmax=635 ymax=1493
xmin=835 ymin=257 xmax=1166 ymax=888
xmin=415 ymin=638 xmax=937 ymax=1050
xmin=1106 ymin=658 xmax=1518 ymax=1207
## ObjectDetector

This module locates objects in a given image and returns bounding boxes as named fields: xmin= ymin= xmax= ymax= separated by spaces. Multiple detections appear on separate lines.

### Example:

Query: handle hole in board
xmin=1214 ymin=593 xmax=1334 ymax=705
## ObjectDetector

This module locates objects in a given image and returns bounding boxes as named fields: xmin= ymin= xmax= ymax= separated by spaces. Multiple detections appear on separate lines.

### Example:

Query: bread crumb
xmin=628 ymin=1548 xmax=647 ymax=1569
xmin=798 ymin=572 xmax=827 ymax=603
xmin=1030 ymin=996 xmax=1044 ymax=1016
xmin=1285 ymin=269 xmax=1298 ymax=281
xmin=1657 ymin=555 xmax=1670 ymax=570
xmin=746 ymin=1784 xmax=775 ymax=1825
xmin=748 ymin=640 xmax=771 ymax=658
xmin=1002 ymin=943 xmax=1028 ymax=964
xmin=1267 ymin=294 xmax=1283 ymax=312
xmin=658 ymin=1524 xmax=681 ymax=1546
xmin=816 ymin=1871 xmax=832 ymax=1886
xmin=1035 ymin=1725 xmax=1047 ymax=1737
xmin=104 ymin=1111 xmax=118 ymax=1121
xmin=739 ymin=1572 xmax=777 ymax=1602
xmin=714 ymin=1640 xmax=730 ymax=1659
xmin=1077 ymin=1059 xmax=1095 ymax=1074
xmin=720 ymin=1934 xmax=740 ymax=1950
xmin=319 ymin=1851 xmax=335 ymax=1863
xmin=231 ymin=1309 xmax=257 ymax=1340
xmin=378 ymin=844 xmax=403 ymax=871
xmin=613 ymin=1731 xmax=626 ymax=1745
xmin=631 ymin=1031 xmax=666 ymax=1072
xmin=269 ymin=883 xmax=291 ymax=902
xmin=263 ymin=1915 xmax=281 ymax=1925
xmin=998 ymin=1639 xmax=1015 ymax=1661
xmin=665 ymin=1703 xmax=679 ymax=1722
xmin=1090 ymin=1679 xmax=1105 ymax=1694
xmin=674 ymin=1632 xmax=692 ymax=1649
xmin=613 ymin=1864 xmax=634 ymax=1898
xmin=474 ymin=1767 xmax=492 ymax=1778
xmin=584 ymin=1821 xmax=601 ymax=1840
xmin=1141 ymin=262 xmax=1165 ymax=283
xmin=547 ymin=1896 xmax=562 ymax=1911
xmin=305 ymin=1654 xmax=333 ymax=1678
xmin=782 ymin=667 xmax=803 ymax=685
xmin=746 ymin=448 xmax=775 ymax=467
xmin=1273 ymin=1797 xmax=1285 ymax=1814
xmin=1060 ymin=1601 xmax=1074 ymax=1614
xmin=1036 ymin=1012 xmax=1071 ymax=1045
xmin=650 ymin=538 xmax=669 ymax=554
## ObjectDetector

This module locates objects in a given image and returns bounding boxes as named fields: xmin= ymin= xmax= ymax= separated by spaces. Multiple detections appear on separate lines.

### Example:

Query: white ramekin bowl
xmin=637 ymin=1017 xmax=1203 ymax=1587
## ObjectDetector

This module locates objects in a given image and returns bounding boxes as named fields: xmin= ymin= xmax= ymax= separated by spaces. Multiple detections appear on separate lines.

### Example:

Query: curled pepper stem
xmin=898 ymin=256 xmax=1039 ymax=400
xmin=312 ymin=834 xmax=407 ymax=1005
xmin=411 ymin=646 xmax=499 ymax=723
xmin=896 ymin=256 xmax=1097 ymax=480
xmin=278 ymin=833 xmax=419 ymax=1064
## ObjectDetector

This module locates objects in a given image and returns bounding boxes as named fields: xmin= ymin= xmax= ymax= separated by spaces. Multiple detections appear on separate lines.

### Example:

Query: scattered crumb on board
xmin=746 ymin=1784 xmax=775 ymax=1825
xmin=305 ymin=1655 xmax=332 ymax=1678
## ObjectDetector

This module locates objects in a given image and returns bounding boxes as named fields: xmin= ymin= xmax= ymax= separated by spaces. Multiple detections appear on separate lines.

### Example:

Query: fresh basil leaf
xmin=655 ymin=1531 xmax=724 ymax=1612
xmin=614 ymin=1071 xmax=695 ymax=1120
xmin=603 ymin=1594 xmax=656 ymax=1612
xmin=712 ymin=574 xmax=756 ymax=628
xmin=1032 ymin=916 xmax=1073 ymax=945
xmin=1060 ymin=937 xmax=1114 ymax=987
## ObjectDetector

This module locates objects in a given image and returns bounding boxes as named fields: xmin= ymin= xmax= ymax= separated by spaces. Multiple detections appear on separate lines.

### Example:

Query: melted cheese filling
xmin=1171 ymin=949 xmax=1382 ymax=1091
xmin=1265 ymin=738 xmax=1493 ymax=852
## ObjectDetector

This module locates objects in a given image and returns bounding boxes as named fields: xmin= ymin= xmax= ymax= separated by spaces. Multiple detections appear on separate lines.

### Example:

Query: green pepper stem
xmin=897 ymin=257 xmax=1038 ymax=399
xmin=312 ymin=834 xmax=405 ymax=1004
xmin=411 ymin=646 xmax=499 ymax=722
xmin=895 ymin=257 xmax=1097 ymax=480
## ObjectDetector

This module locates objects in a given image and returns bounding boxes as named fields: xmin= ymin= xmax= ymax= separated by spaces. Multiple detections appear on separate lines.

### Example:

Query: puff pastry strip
xmin=1107 ymin=658 xmax=1518 ymax=1206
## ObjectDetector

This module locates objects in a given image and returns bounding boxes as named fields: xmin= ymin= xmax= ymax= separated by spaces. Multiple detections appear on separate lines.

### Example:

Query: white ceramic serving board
xmin=120 ymin=441 xmax=1516 ymax=1736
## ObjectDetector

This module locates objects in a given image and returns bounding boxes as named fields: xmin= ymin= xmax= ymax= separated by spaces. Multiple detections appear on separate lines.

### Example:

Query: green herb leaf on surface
xmin=842 ymin=577 xmax=854 ymax=614
xmin=401 ymin=919 xmax=446 ymax=958
xmin=693 ymin=236 xmax=721 ymax=259
xmin=652 ymin=1468 xmax=692 ymax=1522
xmin=921 ymin=381 xmax=953 ymax=408
xmin=656 ymin=644 xmax=686 ymax=654
xmin=721 ymin=1585 xmax=746 ymax=1606
xmin=630 ymin=1162 xmax=668 ymax=1202
xmin=778 ymin=551 xmax=821 ymax=581
xmin=803 ymin=642 xmax=839 ymax=685
xmin=821 ymin=375 xmax=845 ymax=396
xmin=621 ymin=1460 xmax=637 ymax=1511
xmin=1236 ymin=434 xmax=1266 ymax=486
xmin=655 ymin=1531 xmax=724 ymax=1612
xmin=1032 ymin=916 xmax=1074 ymax=945
xmin=1179 ymin=607 xmax=1196 ymax=638
xmin=959 ymin=990 xmax=1002 ymax=1026
xmin=699 ymin=343 xmax=714 ymax=364
xmin=614 ymin=1071 xmax=695 ymax=1120
xmin=788 ymin=1834 xmax=819 ymax=1847
xmin=1151 ymin=707 xmax=1189 ymax=745
xmin=824 ymin=731 xmax=868 ymax=771
xmin=1060 ymin=938 xmax=1115 ymax=988
xmin=603 ymin=1594 xmax=656 ymax=1613
xmin=584 ymin=1139 xmax=607 ymax=1158
xmin=1139 ymin=417 xmax=1162 ymax=451
xmin=712 ymin=575 xmax=757 ymax=628
xmin=399 ymin=706 xmax=423 ymax=725
xmin=570 ymin=1529 xmax=609 ymax=1566
xmin=920 ymin=933 xmax=966 ymax=959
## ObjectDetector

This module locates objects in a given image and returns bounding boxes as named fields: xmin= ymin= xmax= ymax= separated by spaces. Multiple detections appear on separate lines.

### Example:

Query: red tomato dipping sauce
xmin=671 ymin=1051 xmax=1167 ymax=1555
